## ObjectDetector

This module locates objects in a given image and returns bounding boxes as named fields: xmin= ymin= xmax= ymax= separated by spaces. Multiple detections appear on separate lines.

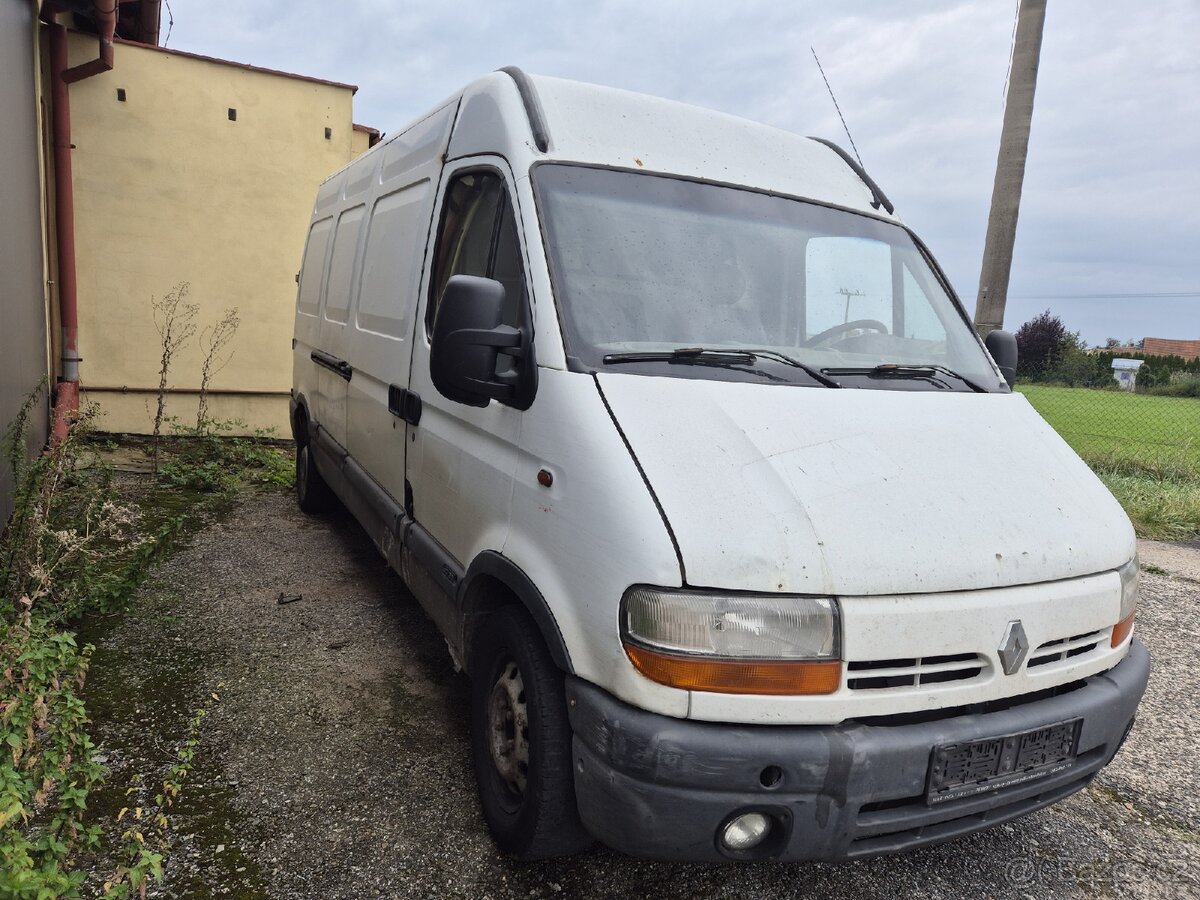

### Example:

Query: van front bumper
xmin=566 ymin=639 xmax=1149 ymax=862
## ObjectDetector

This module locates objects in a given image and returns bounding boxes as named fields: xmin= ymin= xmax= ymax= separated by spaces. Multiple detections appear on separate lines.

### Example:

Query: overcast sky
xmin=163 ymin=0 xmax=1199 ymax=346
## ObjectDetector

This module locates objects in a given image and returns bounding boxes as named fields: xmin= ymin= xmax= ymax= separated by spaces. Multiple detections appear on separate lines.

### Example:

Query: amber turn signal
xmin=624 ymin=643 xmax=841 ymax=695
xmin=1111 ymin=612 xmax=1135 ymax=648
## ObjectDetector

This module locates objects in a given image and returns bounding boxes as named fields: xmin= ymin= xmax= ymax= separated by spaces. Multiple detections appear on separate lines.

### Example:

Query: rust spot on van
xmin=633 ymin=157 xmax=644 ymax=167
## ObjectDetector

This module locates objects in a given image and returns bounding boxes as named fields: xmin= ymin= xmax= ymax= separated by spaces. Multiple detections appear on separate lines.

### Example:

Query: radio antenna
xmin=811 ymin=46 xmax=865 ymax=169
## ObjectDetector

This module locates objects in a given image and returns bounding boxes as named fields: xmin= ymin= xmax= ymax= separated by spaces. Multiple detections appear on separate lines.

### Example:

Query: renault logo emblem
xmin=998 ymin=620 xmax=1030 ymax=675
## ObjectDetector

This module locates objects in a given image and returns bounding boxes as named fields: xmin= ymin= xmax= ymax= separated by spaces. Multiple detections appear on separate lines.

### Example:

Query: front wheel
xmin=469 ymin=606 xmax=591 ymax=859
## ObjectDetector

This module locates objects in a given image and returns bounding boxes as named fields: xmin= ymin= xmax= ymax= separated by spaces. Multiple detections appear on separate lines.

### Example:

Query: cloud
xmin=165 ymin=0 xmax=1200 ymax=340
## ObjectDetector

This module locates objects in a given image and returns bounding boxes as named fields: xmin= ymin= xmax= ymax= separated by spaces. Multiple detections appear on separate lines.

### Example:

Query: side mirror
xmin=430 ymin=274 xmax=536 ymax=409
xmin=984 ymin=329 xmax=1018 ymax=386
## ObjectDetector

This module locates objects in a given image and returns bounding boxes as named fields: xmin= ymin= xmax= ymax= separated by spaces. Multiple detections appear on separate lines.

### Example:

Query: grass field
xmin=1016 ymin=384 xmax=1200 ymax=467
xmin=1016 ymin=384 xmax=1200 ymax=538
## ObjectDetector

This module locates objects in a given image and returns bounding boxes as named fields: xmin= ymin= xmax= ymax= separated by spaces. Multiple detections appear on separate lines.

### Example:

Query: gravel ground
xmin=78 ymin=488 xmax=1199 ymax=899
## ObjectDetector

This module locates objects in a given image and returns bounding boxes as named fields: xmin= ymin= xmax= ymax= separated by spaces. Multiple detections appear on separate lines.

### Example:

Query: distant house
xmin=1141 ymin=338 xmax=1200 ymax=362
xmin=1110 ymin=358 xmax=1143 ymax=391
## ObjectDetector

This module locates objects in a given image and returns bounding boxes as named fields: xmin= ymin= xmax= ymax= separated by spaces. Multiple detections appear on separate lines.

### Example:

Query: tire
xmin=295 ymin=439 xmax=334 ymax=513
xmin=469 ymin=606 xmax=591 ymax=859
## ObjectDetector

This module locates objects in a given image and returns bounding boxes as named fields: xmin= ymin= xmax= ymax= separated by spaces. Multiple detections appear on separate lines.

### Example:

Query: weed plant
xmin=157 ymin=418 xmax=292 ymax=495
xmin=0 ymin=397 xmax=191 ymax=898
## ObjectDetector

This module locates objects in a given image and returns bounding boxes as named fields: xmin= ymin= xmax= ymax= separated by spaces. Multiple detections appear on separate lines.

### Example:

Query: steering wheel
xmin=802 ymin=319 xmax=889 ymax=348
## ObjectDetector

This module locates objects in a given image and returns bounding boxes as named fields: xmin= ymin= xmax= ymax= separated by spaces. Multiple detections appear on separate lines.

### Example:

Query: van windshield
xmin=532 ymin=164 xmax=1005 ymax=392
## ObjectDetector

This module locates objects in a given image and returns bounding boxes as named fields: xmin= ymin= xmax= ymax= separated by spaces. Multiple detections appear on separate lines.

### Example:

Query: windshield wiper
xmin=603 ymin=347 xmax=840 ymax=388
xmin=820 ymin=363 xmax=988 ymax=393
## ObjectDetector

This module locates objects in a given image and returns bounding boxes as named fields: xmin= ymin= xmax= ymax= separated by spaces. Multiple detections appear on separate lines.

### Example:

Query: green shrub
xmin=1 ymin=400 xmax=183 ymax=897
xmin=0 ymin=403 xmax=132 ymax=896
xmin=0 ymin=614 xmax=103 ymax=899
xmin=157 ymin=420 xmax=292 ymax=495
xmin=1151 ymin=373 xmax=1200 ymax=398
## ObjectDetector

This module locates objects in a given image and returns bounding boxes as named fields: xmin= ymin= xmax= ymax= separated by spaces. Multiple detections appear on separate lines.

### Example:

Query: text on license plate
xmin=926 ymin=718 xmax=1082 ymax=805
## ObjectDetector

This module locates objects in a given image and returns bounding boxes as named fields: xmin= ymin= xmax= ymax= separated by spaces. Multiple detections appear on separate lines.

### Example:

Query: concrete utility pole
xmin=974 ymin=0 xmax=1047 ymax=336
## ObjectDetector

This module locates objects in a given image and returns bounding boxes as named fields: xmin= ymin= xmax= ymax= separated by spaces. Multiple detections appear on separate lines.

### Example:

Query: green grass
xmin=1016 ymin=384 xmax=1200 ymax=467
xmin=1092 ymin=469 xmax=1200 ymax=540
xmin=1015 ymin=384 xmax=1200 ymax=538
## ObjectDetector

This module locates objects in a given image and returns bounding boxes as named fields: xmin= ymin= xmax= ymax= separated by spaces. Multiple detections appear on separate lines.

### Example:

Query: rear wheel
xmin=469 ymin=606 xmax=591 ymax=859
xmin=295 ymin=439 xmax=334 ymax=513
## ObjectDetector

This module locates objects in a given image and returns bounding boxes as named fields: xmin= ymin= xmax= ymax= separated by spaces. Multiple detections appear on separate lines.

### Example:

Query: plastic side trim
xmin=460 ymin=550 xmax=573 ymax=673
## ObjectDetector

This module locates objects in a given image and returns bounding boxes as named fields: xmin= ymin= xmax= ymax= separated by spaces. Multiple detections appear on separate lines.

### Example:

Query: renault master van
xmin=290 ymin=68 xmax=1148 ymax=862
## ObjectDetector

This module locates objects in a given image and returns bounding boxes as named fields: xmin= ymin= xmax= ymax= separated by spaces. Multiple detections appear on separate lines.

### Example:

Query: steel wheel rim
xmin=487 ymin=658 xmax=529 ymax=800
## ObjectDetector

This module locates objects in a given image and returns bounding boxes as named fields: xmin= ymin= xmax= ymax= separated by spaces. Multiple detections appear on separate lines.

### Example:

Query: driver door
xmin=405 ymin=160 xmax=530 ymax=566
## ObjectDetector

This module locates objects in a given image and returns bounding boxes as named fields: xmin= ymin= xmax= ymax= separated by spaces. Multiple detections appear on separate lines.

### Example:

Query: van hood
xmin=597 ymin=374 xmax=1135 ymax=596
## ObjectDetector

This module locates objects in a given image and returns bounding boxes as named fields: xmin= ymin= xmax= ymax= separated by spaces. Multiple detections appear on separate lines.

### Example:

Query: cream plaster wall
xmin=66 ymin=35 xmax=360 ymax=435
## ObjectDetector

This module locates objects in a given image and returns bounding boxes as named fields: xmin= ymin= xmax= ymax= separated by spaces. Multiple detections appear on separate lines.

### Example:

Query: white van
xmin=290 ymin=68 xmax=1148 ymax=862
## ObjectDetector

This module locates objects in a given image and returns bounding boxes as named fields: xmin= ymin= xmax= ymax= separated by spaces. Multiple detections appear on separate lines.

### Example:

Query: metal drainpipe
xmin=138 ymin=0 xmax=161 ymax=46
xmin=46 ymin=1 xmax=117 ymax=441
xmin=63 ymin=0 xmax=115 ymax=82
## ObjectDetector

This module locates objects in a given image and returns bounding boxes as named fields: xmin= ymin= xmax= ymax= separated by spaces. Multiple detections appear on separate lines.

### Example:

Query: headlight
xmin=621 ymin=587 xmax=841 ymax=695
xmin=1112 ymin=557 xmax=1139 ymax=647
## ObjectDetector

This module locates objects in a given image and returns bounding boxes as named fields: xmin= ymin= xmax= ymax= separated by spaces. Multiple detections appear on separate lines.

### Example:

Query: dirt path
xmin=79 ymin=489 xmax=1200 ymax=899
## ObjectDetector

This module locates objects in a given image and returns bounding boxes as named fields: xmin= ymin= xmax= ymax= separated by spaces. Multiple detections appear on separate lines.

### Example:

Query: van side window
xmin=324 ymin=205 xmax=365 ymax=324
xmin=491 ymin=204 xmax=527 ymax=329
xmin=427 ymin=170 xmax=527 ymax=334
xmin=297 ymin=218 xmax=332 ymax=317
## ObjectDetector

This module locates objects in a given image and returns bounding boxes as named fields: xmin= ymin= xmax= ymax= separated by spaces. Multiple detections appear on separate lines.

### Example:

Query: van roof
xmin=324 ymin=69 xmax=897 ymax=221
xmin=524 ymin=73 xmax=894 ymax=218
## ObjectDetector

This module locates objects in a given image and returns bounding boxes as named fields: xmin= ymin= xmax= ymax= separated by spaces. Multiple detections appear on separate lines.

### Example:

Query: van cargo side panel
xmin=316 ymin=203 xmax=367 ymax=446
xmin=345 ymin=102 xmax=458 ymax=504
xmin=292 ymin=215 xmax=335 ymax=429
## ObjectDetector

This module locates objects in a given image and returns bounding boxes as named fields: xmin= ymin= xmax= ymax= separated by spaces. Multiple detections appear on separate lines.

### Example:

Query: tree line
xmin=1014 ymin=311 xmax=1200 ymax=395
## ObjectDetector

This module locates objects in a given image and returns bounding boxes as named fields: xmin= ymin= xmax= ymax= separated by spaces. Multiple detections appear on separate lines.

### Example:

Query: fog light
xmin=721 ymin=812 xmax=772 ymax=852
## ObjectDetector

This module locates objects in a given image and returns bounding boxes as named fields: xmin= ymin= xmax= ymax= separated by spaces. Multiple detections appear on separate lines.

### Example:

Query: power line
xmin=1009 ymin=291 xmax=1200 ymax=300
xmin=1001 ymin=0 xmax=1020 ymax=102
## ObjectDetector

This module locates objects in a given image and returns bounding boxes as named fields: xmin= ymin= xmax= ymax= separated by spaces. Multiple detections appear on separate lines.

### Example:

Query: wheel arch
xmin=288 ymin=393 xmax=312 ymax=441
xmin=459 ymin=550 xmax=573 ymax=675
xmin=290 ymin=392 xmax=315 ymax=445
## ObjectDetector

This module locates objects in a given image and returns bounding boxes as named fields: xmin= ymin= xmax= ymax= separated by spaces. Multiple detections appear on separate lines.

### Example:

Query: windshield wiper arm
xmin=604 ymin=347 xmax=751 ymax=365
xmin=602 ymin=348 xmax=781 ymax=382
xmin=821 ymin=363 xmax=988 ymax=393
xmin=603 ymin=347 xmax=841 ymax=388
xmin=729 ymin=348 xmax=842 ymax=388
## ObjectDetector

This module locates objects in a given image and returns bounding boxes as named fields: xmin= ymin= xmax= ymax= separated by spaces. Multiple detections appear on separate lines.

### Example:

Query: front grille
xmin=1028 ymin=629 xmax=1106 ymax=669
xmin=847 ymin=653 xmax=987 ymax=691
xmin=850 ymin=678 xmax=1088 ymax=727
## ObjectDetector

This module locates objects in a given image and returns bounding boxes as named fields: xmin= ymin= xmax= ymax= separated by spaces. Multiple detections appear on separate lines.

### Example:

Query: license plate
xmin=926 ymin=718 xmax=1081 ymax=805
